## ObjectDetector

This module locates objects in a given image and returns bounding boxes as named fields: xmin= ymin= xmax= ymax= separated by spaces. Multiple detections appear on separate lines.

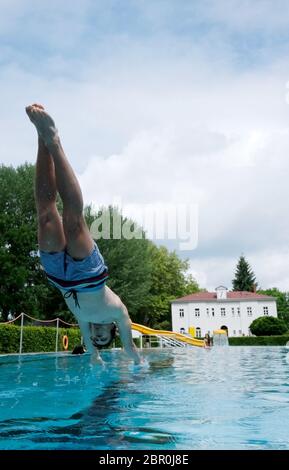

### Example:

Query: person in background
xmin=72 ymin=345 xmax=86 ymax=355
xmin=204 ymin=333 xmax=211 ymax=348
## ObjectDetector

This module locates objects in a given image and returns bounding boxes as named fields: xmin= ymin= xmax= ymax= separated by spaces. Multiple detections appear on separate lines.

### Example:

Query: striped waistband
xmin=46 ymin=269 xmax=109 ymax=292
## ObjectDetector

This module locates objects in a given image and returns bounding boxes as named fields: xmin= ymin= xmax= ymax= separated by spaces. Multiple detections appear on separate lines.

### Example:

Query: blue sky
xmin=2 ymin=0 xmax=289 ymax=71
xmin=2 ymin=0 xmax=289 ymax=290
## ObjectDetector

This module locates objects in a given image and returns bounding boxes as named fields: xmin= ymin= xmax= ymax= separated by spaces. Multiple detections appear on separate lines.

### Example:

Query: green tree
xmin=144 ymin=244 xmax=201 ymax=328
xmin=84 ymin=205 xmax=201 ymax=328
xmin=250 ymin=316 xmax=287 ymax=336
xmin=232 ymin=255 xmax=257 ymax=292
xmin=0 ymin=168 xmax=201 ymax=328
xmin=84 ymin=205 xmax=152 ymax=322
xmin=0 ymin=164 xmax=67 ymax=321
xmin=258 ymin=288 xmax=289 ymax=328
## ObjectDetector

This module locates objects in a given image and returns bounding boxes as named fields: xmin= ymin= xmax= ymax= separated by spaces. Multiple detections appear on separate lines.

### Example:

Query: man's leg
xmin=48 ymin=138 xmax=94 ymax=259
xmin=27 ymin=104 xmax=94 ymax=260
xmin=35 ymin=137 xmax=66 ymax=252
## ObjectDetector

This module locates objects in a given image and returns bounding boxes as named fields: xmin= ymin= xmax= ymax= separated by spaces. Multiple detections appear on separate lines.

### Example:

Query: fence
xmin=1 ymin=313 xmax=79 ymax=354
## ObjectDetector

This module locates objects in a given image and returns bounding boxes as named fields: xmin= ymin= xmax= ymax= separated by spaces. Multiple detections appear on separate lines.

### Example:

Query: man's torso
xmin=62 ymin=285 xmax=122 ymax=324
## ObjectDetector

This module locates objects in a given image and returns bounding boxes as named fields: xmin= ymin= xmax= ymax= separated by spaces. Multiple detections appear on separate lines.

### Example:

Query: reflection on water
xmin=0 ymin=347 xmax=289 ymax=449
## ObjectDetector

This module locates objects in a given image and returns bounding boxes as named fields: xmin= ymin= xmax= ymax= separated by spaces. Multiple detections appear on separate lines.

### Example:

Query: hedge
xmin=0 ymin=324 xmax=81 ymax=354
xmin=5 ymin=324 xmax=288 ymax=352
xmin=229 ymin=335 xmax=289 ymax=346
xmin=0 ymin=324 xmax=140 ymax=354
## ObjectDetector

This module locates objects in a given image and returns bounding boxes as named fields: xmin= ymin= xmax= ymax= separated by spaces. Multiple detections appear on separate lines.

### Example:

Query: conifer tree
xmin=232 ymin=255 xmax=257 ymax=292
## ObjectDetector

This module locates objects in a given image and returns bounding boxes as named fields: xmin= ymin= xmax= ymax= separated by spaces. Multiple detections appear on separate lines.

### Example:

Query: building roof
xmin=172 ymin=291 xmax=276 ymax=303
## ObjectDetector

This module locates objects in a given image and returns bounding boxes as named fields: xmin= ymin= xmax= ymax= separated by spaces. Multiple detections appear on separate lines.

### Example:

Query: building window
xmin=195 ymin=308 xmax=200 ymax=317
xmin=211 ymin=308 xmax=215 ymax=317
xmin=179 ymin=308 xmax=184 ymax=318
xmin=239 ymin=329 xmax=242 ymax=335
xmin=237 ymin=307 xmax=240 ymax=316
xmin=263 ymin=306 xmax=269 ymax=316
xmin=233 ymin=330 xmax=236 ymax=335
xmin=221 ymin=307 xmax=226 ymax=317
xmin=206 ymin=308 xmax=209 ymax=316
xmin=196 ymin=327 xmax=201 ymax=338
xmin=231 ymin=307 xmax=235 ymax=316
xmin=247 ymin=307 xmax=253 ymax=316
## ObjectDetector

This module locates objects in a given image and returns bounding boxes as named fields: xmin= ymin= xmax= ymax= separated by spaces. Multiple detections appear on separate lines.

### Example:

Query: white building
xmin=171 ymin=286 xmax=277 ymax=337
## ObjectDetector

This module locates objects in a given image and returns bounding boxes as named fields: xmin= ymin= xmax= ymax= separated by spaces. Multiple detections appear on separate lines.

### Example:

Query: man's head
xmin=72 ymin=345 xmax=86 ymax=355
xmin=90 ymin=323 xmax=117 ymax=349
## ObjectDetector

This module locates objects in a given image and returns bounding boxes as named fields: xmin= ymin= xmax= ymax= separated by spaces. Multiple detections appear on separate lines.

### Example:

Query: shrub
xmin=249 ymin=316 xmax=287 ymax=336
xmin=229 ymin=335 xmax=289 ymax=346
xmin=0 ymin=324 xmax=139 ymax=353
xmin=0 ymin=324 xmax=81 ymax=354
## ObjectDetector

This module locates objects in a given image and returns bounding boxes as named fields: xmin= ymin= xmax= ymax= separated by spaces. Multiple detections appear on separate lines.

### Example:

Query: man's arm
xmin=117 ymin=306 xmax=141 ymax=364
xmin=77 ymin=319 xmax=103 ymax=364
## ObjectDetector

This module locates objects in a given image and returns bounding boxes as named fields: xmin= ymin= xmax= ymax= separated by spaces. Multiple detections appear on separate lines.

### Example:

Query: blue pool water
xmin=1 ymin=346 xmax=289 ymax=450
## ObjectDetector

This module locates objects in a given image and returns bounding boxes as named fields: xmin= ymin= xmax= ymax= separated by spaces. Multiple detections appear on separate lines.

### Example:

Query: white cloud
xmin=75 ymin=60 xmax=289 ymax=291
xmin=2 ymin=1 xmax=289 ymax=291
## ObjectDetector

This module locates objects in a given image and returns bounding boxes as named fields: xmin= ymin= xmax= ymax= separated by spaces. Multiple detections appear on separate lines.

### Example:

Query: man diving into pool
xmin=25 ymin=104 xmax=141 ymax=365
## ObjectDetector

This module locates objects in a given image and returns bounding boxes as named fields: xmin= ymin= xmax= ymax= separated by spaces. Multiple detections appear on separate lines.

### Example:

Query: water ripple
xmin=1 ymin=347 xmax=289 ymax=449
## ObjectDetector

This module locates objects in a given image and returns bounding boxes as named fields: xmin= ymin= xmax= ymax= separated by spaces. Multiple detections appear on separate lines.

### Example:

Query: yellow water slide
xmin=131 ymin=323 xmax=205 ymax=348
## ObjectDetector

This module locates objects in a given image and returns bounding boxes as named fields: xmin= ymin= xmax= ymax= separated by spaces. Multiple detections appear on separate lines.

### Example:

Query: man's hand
xmin=116 ymin=304 xmax=144 ymax=364
xmin=129 ymin=348 xmax=142 ymax=365
xmin=90 ymin=351 xmax=104 ymax=366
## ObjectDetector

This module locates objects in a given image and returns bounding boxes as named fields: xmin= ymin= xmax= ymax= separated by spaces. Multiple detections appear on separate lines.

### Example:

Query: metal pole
xmin=19 ymin=312 xmax=24 ymax=354
xmin=140 ymin=334 xmax=143 ymax=349
xmin=55 ymin=318 xmax=59 ymax=353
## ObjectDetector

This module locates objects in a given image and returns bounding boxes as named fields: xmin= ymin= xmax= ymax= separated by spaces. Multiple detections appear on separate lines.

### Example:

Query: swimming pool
xmin=0 ymin=346 xmax=289 ymax=450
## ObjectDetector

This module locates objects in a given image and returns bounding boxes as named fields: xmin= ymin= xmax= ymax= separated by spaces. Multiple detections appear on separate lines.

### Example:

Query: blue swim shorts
xmin=40 ymin=242 xmax=108 ymax=287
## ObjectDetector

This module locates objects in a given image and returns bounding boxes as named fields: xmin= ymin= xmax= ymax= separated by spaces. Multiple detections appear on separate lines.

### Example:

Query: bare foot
xmin=25 ymin=104 xmax=59 ymax=146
